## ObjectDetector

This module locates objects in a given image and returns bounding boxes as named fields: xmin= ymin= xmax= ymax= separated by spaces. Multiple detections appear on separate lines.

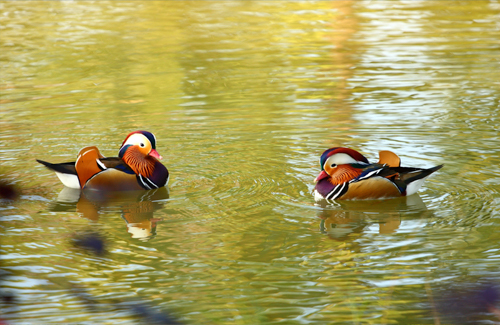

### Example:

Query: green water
xmin=1 ymin=1 xmax=500 ymax=324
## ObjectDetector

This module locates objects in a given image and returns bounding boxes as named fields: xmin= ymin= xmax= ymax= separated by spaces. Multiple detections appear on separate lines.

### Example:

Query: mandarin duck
xmin=314 ymin=147 xmax=442 ymax=201
xmin=37 ymin=131 xmax=169 ymax=191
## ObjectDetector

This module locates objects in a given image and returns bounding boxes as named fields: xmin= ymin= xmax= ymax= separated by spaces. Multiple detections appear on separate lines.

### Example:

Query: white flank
xmin=406 ymin=177 xmax=427 ymax=196
xmin=55 ymin=172 xmax=80 ymax=189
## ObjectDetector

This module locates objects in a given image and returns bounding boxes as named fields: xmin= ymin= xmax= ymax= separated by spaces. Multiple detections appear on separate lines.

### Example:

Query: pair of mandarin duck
xmin=37 ymin=131 xmax=443 ymax=201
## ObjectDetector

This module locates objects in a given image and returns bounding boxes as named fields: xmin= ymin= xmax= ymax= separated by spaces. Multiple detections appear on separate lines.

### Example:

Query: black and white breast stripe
xmin=325 ymin=167 xmax=384 ymax=200
xmin=137 ymin=174 xmax=159 ymax=190
xmin=325 ymin=182 xmax=349 ymax=201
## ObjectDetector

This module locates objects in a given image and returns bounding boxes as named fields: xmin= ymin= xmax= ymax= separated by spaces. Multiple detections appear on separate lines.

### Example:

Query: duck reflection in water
xmin=317 ymin=194 xmax=431 ymax=240
xmin=52 ymin=187 xmax=169 ymax=240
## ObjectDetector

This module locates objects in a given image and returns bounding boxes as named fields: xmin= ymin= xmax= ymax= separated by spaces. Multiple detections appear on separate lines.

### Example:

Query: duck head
xmin=119 ymin=131 xmax=162 ymax=159
xmin=315 ymin=147 xmax=370 ymax=184
xmin=119 ymin=131 xmax=163 ymax=177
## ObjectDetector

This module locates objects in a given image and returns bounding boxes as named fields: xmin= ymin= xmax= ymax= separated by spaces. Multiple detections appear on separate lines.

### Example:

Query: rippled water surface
xmin=2 ymin=1 xmax=500 ymax=324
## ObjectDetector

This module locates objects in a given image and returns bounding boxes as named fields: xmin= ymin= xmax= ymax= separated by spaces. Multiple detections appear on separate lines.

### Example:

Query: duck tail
xmin=36 ymin=159 xmax=80 ymax=189
xmin=36 ymin=159 xmax=77 ymax=175
xmin=402 ymin=164 xmax=443 ymax=196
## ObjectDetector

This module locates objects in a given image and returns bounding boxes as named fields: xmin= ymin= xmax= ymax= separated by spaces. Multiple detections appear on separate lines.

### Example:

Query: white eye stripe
xmin=124 ymin=134 xmax=149 ymax=147
xmin=325 ymin=153 xmax=358 ymax=166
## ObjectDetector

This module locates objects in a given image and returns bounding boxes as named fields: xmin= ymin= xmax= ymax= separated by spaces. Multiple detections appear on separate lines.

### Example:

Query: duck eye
xmin=330 ymin=163 xmax=337 ymax=168
xmin=140 ymin=143 xmax=145 ymax=148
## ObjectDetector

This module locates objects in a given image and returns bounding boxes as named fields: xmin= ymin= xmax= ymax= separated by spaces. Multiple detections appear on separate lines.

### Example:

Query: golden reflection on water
xmin=52 ymin=187 xmax=169 ymax=240
xmin=318 ymin=195 xmax=429 ymax=240
xmin=1 ymin=0 xmax=500 ymax=324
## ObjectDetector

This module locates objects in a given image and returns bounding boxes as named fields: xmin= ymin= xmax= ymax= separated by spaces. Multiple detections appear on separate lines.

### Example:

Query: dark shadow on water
xmin=51 ymin=187 xmax=170 ymax=240
xmin=0 ymin=177 xmax=20 ymax=323
xmin=317 ymin=194 xmax=432 ymax=240
xmin=429 ymin=279 xmax=500 ymax=324
xmin=1 ymin=177 xmax=181 ymax=324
